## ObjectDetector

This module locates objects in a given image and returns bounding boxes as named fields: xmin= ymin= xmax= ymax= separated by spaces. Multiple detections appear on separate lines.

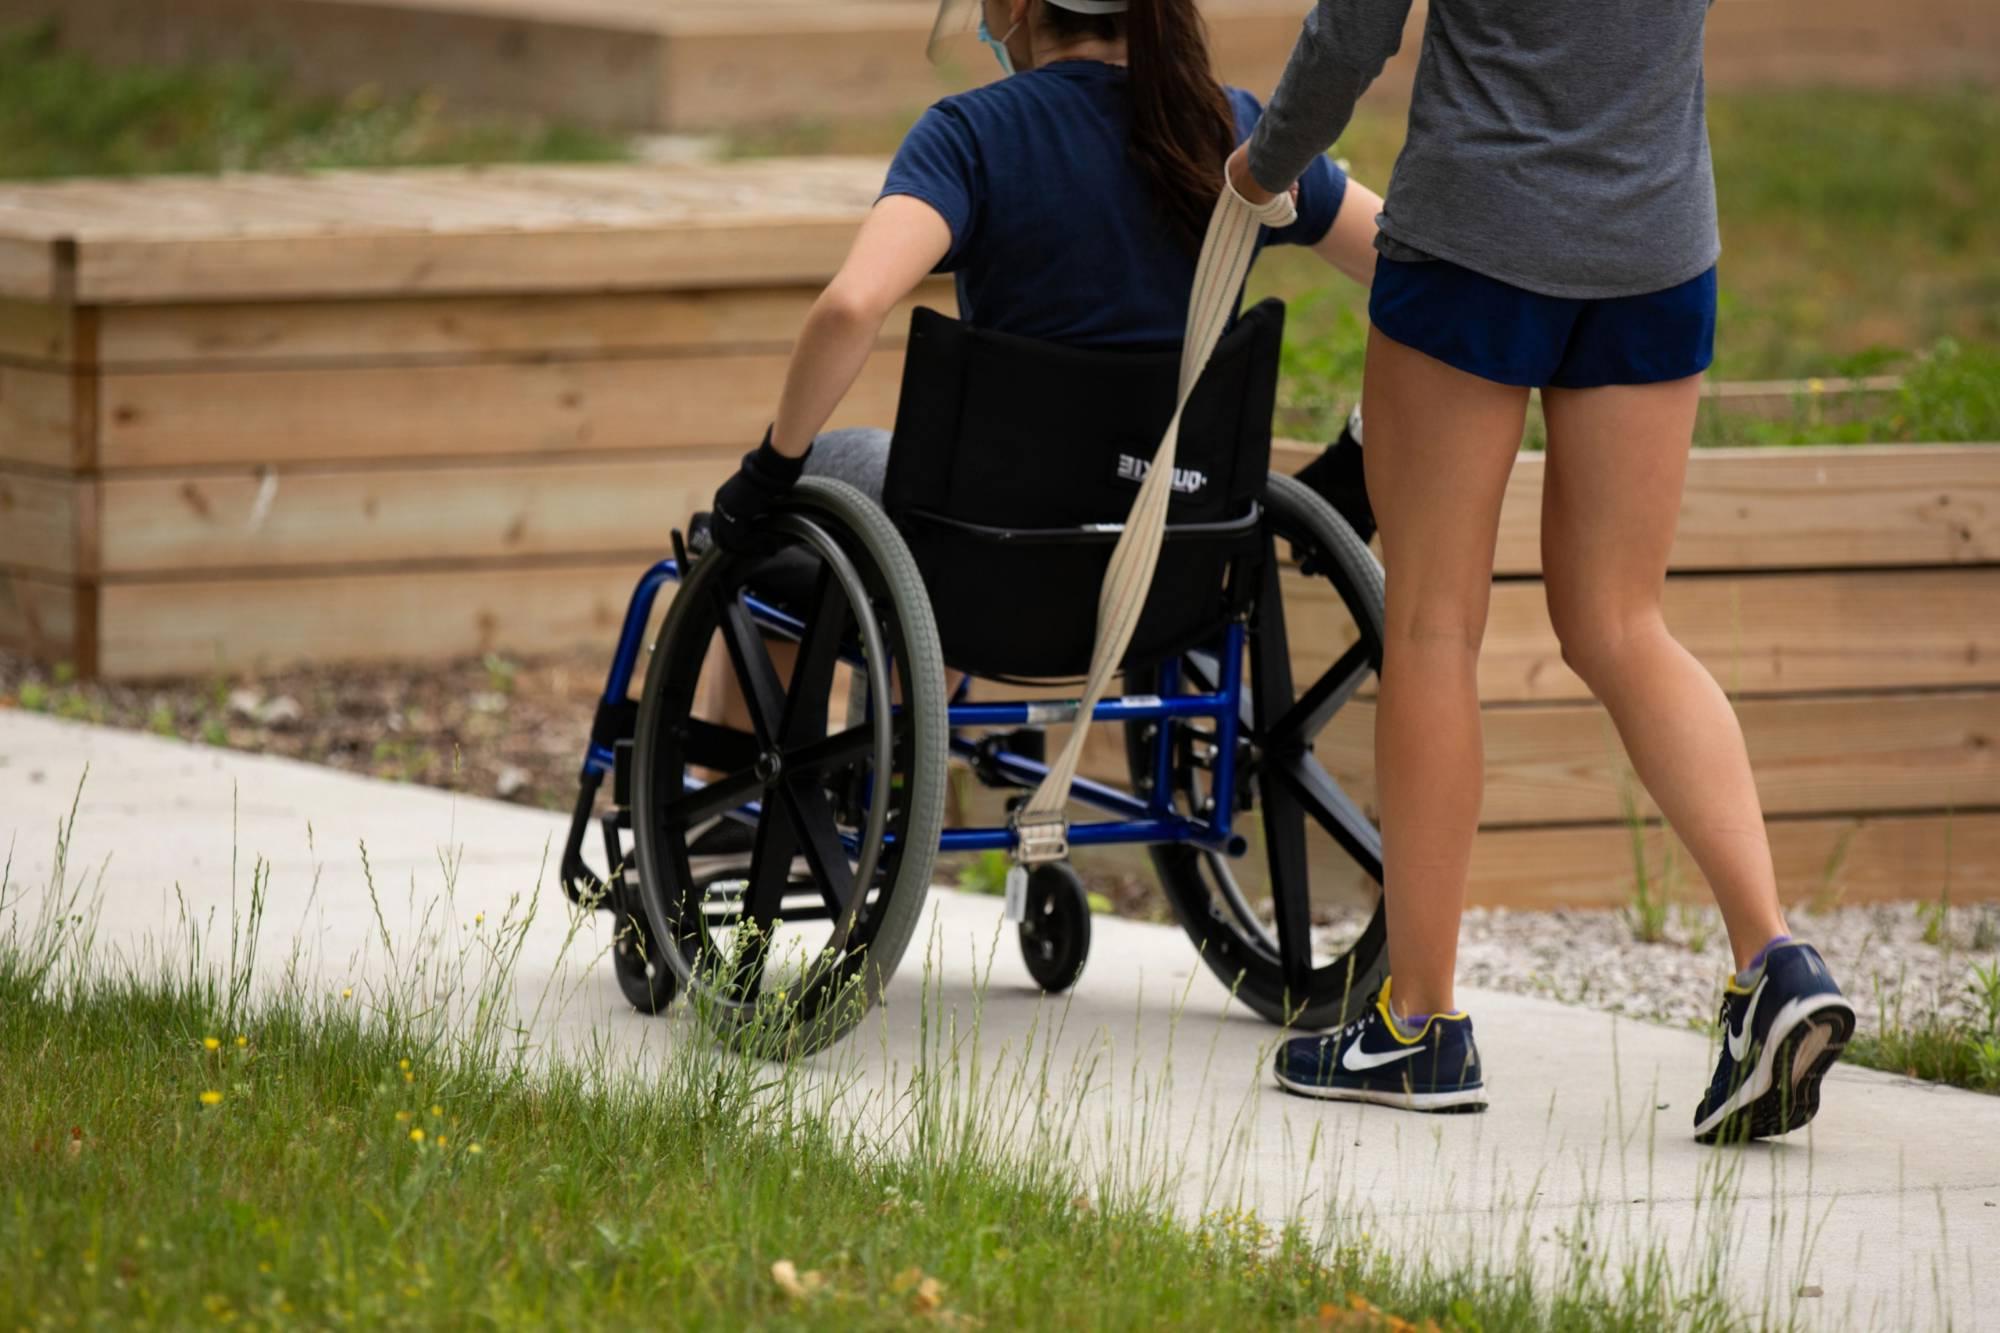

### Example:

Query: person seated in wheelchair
xmin=609 ymin=0 xmax=1405 ymax=1057
xmin=705 ymin=0 xmax=1380 ymax=560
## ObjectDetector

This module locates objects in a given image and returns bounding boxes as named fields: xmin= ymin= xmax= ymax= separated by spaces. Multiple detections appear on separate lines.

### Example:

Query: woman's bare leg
xmin=1362 ymin=327 xmax=1531 ymax=1017
xmin=1539 ymin=379 xmax=1789 ymax=968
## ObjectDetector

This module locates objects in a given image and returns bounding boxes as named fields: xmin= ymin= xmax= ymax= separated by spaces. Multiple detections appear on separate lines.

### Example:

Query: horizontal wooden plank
xmin=1700 ymin=374 xmax=1899 ymax=421
xmin=0 ymin=298 xmax=75 ymax=366
xmin=1318 ymin=691 xmax=2000 ymax=827
xmin=1501 ymin=445 xmax=2000 ymax=575
xmin=1462 ymin=811 xmax=2000 ymax=911
xmin=97 ymin=452 xmax=736 ymax=574
xmin=0 ymin=469 xmax=82 ymax=577
xmin=71 ymin=222 xmax=865 ymax=305
xmin=0 ymin=365 xmax=78 ymax=470
xmin=1273 ymin=443 xmax=2000 ymax=574
xmin=97 ymin=350 xmax=907 ymax=469
xmin=94 ymin=561 xmax=644 ymax=678
xmin=0 ymin=571 xmax=80 ymax=664
xmin=0 ymin=161 xmax=893 ymax=302
xmin=1287 ymin=566 xmax=2000 ymax=701
xmin=95 ymin=281 xmax=955 ymax=368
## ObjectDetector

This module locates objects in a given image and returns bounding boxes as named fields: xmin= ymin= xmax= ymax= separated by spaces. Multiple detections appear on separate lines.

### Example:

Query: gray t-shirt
xmin=1246 ymin=0 xmax=1720 ymax=300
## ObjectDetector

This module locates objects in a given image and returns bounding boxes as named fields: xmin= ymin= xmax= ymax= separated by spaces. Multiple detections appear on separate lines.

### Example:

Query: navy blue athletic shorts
xmin=1368 ymin=255 xmax=1716 ymax=389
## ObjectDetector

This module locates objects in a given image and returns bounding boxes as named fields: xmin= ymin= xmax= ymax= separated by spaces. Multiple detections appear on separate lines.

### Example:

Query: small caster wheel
xmin=612 ymin=911 xmax=677 ymax=1014
xmin=1019 ymin=863 xmax=1091 ymax=993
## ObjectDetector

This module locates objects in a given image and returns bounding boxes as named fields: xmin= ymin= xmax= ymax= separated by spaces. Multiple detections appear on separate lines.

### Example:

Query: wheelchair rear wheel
xmin=1127 ymin=472 xmax=1389 ymax=1031
xmin=630 ymin=479 xmax=949 ymax=1054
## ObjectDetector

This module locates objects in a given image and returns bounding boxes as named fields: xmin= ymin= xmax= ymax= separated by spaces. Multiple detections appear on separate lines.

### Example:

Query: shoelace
xmin=1319 ymin=1012 xmax=1375 ymax=1049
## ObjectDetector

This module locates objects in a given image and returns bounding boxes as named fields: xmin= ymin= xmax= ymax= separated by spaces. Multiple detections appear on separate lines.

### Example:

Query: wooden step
xmin=6 ymin=0 xmax=1991 ymax=135
xmin=1316 ymin=692 xmax=2000 ymax=827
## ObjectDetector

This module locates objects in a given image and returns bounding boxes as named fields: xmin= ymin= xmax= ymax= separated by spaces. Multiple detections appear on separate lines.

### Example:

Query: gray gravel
xmin=1451 ymin=901 xmax=2000 ymax=1037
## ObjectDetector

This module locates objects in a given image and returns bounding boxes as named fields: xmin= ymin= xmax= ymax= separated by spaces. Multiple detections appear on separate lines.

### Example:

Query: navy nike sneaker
xmin=1273 ymin=981 xmax=1487 ymax=1112
xmin=1693 ymin=940 xmax=1855 ymax=1144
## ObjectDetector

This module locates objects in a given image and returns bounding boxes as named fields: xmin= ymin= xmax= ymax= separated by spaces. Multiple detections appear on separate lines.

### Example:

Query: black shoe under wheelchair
xmin=559 ymin=299 xmax=1389 ymax=1052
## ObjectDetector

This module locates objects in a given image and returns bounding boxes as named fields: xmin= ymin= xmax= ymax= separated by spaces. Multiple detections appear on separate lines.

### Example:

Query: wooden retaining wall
xmin=3 ymin=0 xmax=1993 ymax=133
xmin=1 ymin=161 xmax=1995 ymax=909
xmin=0 ymin=161 xmax=932 ymax=677
xmin=1266 ymin=441 xmax=2000 ymax=910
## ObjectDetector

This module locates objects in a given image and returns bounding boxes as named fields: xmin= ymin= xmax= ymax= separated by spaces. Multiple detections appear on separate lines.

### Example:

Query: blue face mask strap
xmin=976 ymin=12 xmax=1021 ymax=75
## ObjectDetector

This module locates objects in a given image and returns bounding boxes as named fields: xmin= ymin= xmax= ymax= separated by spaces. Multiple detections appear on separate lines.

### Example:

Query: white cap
xmin=928 ymin=0 xmax=1132 ymax=64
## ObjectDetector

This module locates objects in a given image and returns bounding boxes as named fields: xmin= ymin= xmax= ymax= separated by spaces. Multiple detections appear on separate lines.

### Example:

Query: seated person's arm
xmin=1309 ymin=176 xmax=1382 ymax=287
xmin=770 ymin=196 xmax=952 ymax=456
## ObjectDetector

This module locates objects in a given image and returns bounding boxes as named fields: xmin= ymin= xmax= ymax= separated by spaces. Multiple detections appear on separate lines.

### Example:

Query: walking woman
xmin=1230 ymin=0 xmax=1857 ymax=1140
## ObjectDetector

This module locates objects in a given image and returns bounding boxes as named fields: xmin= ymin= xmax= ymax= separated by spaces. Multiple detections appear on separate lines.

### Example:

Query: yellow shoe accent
xmin=1377 ymin=977 xmax=1469 ymax=1046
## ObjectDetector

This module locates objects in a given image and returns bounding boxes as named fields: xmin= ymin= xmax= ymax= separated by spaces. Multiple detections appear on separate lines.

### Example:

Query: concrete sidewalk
xmin=3 ymin=710 xmax=1994 ymax=1329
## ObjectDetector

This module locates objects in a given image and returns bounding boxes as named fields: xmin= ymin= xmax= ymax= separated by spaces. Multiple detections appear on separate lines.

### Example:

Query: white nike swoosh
xmin=1725 ymin=980 xmax=1766 ymax=1062
xmin=1341 ymin=1040 xmax=1425 ymax=1073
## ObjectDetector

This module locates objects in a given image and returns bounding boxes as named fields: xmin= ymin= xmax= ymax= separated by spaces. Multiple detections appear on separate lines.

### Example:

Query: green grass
xmin=1695 ymin=337 xmax=2000 ymax=446
xmin=1846 ymin=961 xmax=2000 ymax=1094
xmin=0 ymin=23 xmax=626 ymax=178
xmin=0 ymin=803 xmax=1756 ymax=1332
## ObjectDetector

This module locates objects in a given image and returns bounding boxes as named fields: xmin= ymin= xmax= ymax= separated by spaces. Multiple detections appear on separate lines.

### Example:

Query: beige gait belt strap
xmin=1005 ymin=178 xmax=1297 ymax=911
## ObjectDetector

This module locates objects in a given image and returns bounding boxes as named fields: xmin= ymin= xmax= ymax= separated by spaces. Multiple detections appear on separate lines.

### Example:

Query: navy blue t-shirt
xmin=882 ymin=60 xmax=1345 ymax=349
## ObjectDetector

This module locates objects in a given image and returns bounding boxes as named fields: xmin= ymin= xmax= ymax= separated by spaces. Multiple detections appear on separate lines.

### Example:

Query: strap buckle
xmin=1010 ymin=808 xmax=1069 ymax=866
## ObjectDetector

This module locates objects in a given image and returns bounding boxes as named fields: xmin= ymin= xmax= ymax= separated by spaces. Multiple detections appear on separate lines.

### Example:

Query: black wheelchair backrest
xmin=881 ymin=299 xmax=1285 ymax=679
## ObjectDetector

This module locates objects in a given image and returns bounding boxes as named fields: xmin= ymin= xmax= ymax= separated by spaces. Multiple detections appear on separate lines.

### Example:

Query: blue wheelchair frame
xmin=571 ymin=553 xmax=1254 ymax=880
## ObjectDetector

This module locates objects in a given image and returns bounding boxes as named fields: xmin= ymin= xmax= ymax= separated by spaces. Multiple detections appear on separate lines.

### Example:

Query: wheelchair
xmin=559 ymin=298 xmax=1390 ymax=1052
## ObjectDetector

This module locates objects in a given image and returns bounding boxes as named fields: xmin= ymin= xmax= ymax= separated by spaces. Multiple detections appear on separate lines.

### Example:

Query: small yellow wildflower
xmin=234 ymin=1035 xmax=248 ymax=1048
xmin=409 ymin=1128 xmax=426 ymax=1144
xmin=202 ymin=1037 xmax=221 ymax=1052
xmin=435 ymin=1136 xmax=448 ymax=1148
xmin=403 ymin=1072 xmax=415 ymax=1084
xmin=398 ymin=1058 xmax=411 ymax=1072
xmin=467 ymin=1143 xmax=484 ymax=1155
xmin=429 ymin=1104 xmax=442 ymax=1118
xmin=474 ymin=912 xmax=485 ymax=926
xmin=199 ymin=1090 xmax=223 ymax=1106
xmin=395 ymin=1110 xmax=412 ymax=1122
xmin=341 ymin=988 xmax=353 ymax=1000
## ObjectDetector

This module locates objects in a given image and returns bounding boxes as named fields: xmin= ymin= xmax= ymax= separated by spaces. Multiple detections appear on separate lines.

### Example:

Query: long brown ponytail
xmin=1043 ymin=0 xmax=1237 ymax=252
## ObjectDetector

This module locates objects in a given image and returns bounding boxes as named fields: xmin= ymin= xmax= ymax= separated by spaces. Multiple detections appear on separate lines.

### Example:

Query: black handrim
xmin=632 ymin=513 xmax=922 ymax=1032
xmin=1129 ymin=483 xmax=1388 ymax=1029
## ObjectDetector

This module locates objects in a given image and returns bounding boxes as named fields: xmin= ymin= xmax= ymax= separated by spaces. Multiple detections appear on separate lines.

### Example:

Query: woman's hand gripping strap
xmin=1003 ymin=181 xmax=1297 ymax=912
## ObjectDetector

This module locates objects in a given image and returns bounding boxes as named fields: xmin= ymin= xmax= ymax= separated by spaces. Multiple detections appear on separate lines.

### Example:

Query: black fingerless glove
xmin=709 ymin=428 xmax=810 ymax=554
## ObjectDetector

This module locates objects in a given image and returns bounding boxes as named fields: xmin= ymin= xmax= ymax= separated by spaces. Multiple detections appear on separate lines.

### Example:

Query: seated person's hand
xmin=709 ymin=428 xmax=810 ymax=554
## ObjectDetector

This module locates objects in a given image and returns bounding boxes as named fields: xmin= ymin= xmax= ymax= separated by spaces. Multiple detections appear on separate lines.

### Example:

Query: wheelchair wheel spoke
xmin=658 ymin=766 xmax=766 ymax=833
xmin=1268 ymin=641 xmax=1371 ymax=748
xmin=1182 ymin=650 xmax=1222 ymax=694
xmin=683 ymin=718 xmax=760 ymax=774
xmin=1249 ymin=531 xmax=1313 ymax=1005
xmin=786 ymin=721 xmax=878 ymax=776
xmin=780 ymin=564 xmax=850 ymax=745
xmin=778 ymin=780 xmax=856 ymax=921
xmin=1256 ymin=771 xmax=1316 ymax=1006
xmin=1271 ymin=752 xmax=1384 ymax=882
xmin=717 ymin=593 xmax=787 ymax=745
xmin=731 ymin=806 xmax=799 ymax=998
